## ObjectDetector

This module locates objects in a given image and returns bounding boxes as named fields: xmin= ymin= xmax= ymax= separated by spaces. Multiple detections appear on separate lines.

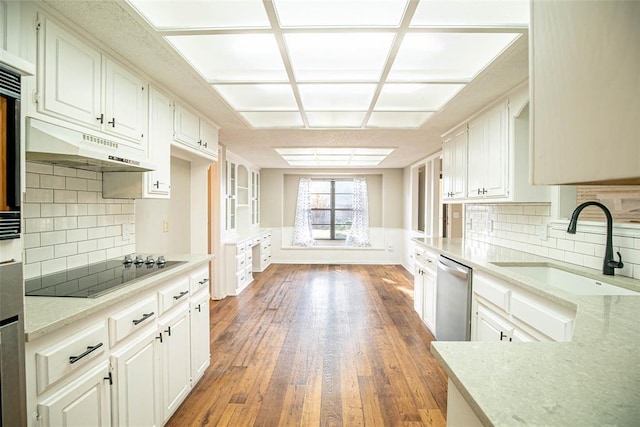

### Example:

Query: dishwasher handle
xmin=437 ymin=257 xmax=469 ymax=280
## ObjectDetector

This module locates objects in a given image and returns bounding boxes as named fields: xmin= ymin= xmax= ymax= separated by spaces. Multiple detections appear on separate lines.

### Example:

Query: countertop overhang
xmin=414 ymin=237 xmax=640 ymax=426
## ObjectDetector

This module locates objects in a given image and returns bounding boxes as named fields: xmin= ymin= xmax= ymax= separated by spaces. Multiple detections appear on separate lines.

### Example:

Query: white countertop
xmin=414 ymin=237 xmax=640 ymax=426
xmin=24 ymin=254 xmax=213 ymax=342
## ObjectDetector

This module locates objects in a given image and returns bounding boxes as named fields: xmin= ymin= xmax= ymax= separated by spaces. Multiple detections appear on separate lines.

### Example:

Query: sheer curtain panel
xmin=346 ymin=177 xmax=371 ymax=247
xmin=292 ymin=177 xmax=315 ymax=246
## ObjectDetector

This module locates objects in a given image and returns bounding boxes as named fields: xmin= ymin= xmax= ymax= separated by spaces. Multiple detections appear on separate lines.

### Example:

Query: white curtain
xmin=292 ymin=177 xmax=315 ymax=246
xmin=346 ymin=177 xmax=370 ymax=247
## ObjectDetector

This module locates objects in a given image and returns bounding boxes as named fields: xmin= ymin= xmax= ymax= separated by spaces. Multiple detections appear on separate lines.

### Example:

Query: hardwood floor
xmin=167 ymin=264 xmax=448 ymax=426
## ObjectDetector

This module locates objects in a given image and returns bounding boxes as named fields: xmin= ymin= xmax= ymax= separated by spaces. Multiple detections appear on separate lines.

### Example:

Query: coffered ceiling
xmin=42 ymin=0 xmax=530 ymax=168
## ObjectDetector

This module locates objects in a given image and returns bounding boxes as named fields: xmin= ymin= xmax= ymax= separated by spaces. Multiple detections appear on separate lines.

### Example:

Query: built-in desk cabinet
xmin=25 ymin=263 xmax=211 ymax=427
xmin=224 ymin=231 xmax=272 ymax=297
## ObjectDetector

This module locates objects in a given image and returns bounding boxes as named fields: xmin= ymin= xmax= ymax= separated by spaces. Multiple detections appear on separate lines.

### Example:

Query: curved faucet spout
xmin=567 ymin=201 xmax=623 ymax=276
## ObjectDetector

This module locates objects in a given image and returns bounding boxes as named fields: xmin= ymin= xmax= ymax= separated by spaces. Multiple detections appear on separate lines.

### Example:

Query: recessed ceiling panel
xmin=389 ymin=32 xmax=520 ymax=81
xmin=285 ymin=33 xmax=395 ymax=81
xmin=127 ymin=0 xmax=270 ymax=29
xmin=299 ymin=84 xmax=377 ymax=110
xmin=166 ymin=34 xmax=288 ymax=82
xmin=273 ymin=0 xmax=409 ymax=27
xmin=410 ymin=0 xmax=529 ymax=27
xmin=240 ymin=112 xmax=304 ymax=128
xmin=213 ymin=84 xmax=298 ymax=110
xmin=375 ymin=84 xmax=465 ymax=110
xmin=306 ymin=112 xmax=366 ymax=128
xmin=367 ymin=111 xmax=434 ymax=128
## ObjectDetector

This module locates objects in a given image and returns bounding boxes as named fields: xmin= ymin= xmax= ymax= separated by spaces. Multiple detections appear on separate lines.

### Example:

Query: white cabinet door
xmin=413 ymin=265 xmax=425 ymax=319
xmin=422 ymin=266 xmax=437 ymax=334
xmin=111 ymin=328 xmax=162 ymax=427
xmin=103 ymin=58 xmax=146 ymax=145
xmin=190 ymin=292 xmax=210 ymax=384
xmin=160 ymin=305 xmax=191 ymax=422
xmin=251 ymin=171 xmax=260 ymax=225
xmin=226 ymin=160 xmax=237 ymax=231
xmin=442 ymin=128 xmax=467 ymax=201
xmin=473 ymin=303 xmax=513 ymax=342
xmin=37 ymin=362 xmax=111 ymax=427
xmin=199 ymin=120 xmax=219 ymax=160
xmin=174 ymin=102 xmax=201 ymax=148
xmin=39 ymin=15 xmax=102 ymax=130
xmin=146 ymin=86 xmax=172 ymax=197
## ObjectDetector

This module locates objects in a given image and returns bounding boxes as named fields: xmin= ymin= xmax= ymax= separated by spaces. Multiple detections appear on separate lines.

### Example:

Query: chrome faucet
xmin=567 ymin=201 xmax=623 ymax=276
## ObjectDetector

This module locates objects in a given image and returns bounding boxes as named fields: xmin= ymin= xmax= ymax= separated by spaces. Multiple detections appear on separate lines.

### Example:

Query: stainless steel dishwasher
xmin=435 ymin=255 xmax=472 ymax=341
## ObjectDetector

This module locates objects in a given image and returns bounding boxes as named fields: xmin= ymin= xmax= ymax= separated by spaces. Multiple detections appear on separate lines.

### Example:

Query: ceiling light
xmin=239 ymin=112 xmax=304 ymax=128
xmin=389 ymin=33 xmax=521 ymax=81
xmin=298 ymin=84 xmax=377 ymax=110
xmin=165 ymin=34 xmax=288 ymax=82
xmin=128 ymin=0 xmax=271 ymax=29
xmin=274 ymin=0 xmax=409 ymax=27
xmin=285 ymin=33 xmax=395 ymax=81
xmin=376 ymin=84 xmax=465 ymax=111
xmin=410 ymin=0 xmax=529 ymax=27
xmin=213 ymin=84 xmax=298 ymax=110
xmin=306 ymin=112 xmax=366 ymax=128
xmin=275 ymin=147 xmax=396 ymax=167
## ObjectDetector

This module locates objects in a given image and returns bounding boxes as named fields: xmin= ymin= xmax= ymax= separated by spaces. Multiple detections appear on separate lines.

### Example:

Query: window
xmin=310 ymin=179 xmax=354 ymax=240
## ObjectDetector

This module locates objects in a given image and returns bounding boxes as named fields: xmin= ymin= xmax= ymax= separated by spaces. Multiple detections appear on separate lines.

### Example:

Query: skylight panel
xmin=166 ymin=34 xmax=288 ymax=82
xmin=367 ymin=112 xmax=434 ymax=128
xmin=127 ymin=0 xmax=271 ymax=30
xmin=410 ymin=0 xmax=529 ymax=27
xmin=285 ymin=33 xmax=395 ymax=81
xmin=306 ymin=112 xmax=366 ymax=128
xmin=239 ymin=112 xmax=304 ymax=128
xmin=375 ymin=84 xmax=465 ymax=110
xmin=213 ymin=84 xmax=299 ymax=110
xmin=298 ymin=84 xmax=377 ymax=110
xmin=273 ymin=0 xmax=409 ymax=27
xmin=388 ymin=33 xmax=521 ymax=81
xmin=275 ymin=147 xmax=395 ymax=167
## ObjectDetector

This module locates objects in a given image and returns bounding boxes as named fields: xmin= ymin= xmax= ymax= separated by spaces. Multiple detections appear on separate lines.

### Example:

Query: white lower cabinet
xmin=224 ymin=230 xmax=272 ymax=297
xmin=159 ymin=304 xmax=191 ymax=422
xmin=471 ymin=271 xmax=576 ymax=343
xmin=110 ymin=327 xmax=161 ymax=427
xmin=36 ymin=361 xmax=111 ymax=427
xmin=26 ymin=263 xmax=211 ymax=427
xmin=413 ymin=246 xmax=438 ymax=335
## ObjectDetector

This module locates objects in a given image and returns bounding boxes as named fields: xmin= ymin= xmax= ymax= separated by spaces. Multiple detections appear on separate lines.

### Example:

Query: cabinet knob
xmin=96 ymin=113 xmax=104 ymax=124
xmin=108 ymin=117 xmax=116 ymax=127
xmin=198 ymin=140 xmax=203 ymax=146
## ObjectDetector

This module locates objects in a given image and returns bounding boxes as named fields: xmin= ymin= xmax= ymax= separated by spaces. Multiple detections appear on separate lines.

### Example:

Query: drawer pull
xmin=69 ymin=343 xmax=103 ymax=364
xmin=132 ymin=312 xmax=155 ymax=326
xmin=198 ymin=278 xmax=209 ymax=285
xmin=173 ymin=290 xmax=189 ymax=300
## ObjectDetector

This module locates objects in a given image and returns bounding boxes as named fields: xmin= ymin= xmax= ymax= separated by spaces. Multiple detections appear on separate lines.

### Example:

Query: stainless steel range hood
xmin=26 ymin=118 xmax=155 ymax=172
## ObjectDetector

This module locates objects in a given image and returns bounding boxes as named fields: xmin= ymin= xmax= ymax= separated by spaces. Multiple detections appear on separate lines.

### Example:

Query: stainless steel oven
xmin=0 ymin=260 xmax=26 ymax=426
xmin=0 ymin=65 xmax=21 ymax=240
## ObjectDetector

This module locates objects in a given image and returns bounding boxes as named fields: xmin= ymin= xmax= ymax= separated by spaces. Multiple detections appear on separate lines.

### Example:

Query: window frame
xmin=310 ymin=178 xmax=354 ymax=241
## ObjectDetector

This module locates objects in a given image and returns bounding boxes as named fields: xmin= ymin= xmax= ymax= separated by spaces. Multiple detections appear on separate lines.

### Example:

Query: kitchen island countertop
xmin=414 ymin=237 xmax=640 ymax=426
xmin=24 ymin=254 xmax=213 ymax=342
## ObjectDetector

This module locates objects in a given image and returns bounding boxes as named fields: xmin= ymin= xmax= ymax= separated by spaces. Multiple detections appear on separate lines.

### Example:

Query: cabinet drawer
xmin=473 ymin=273 xmax=511 ymax=313
xmin=245 ymin=251 xmax=253 ymax=264
xmin=510 ymin=293 xmax=574 ymax=342
xmin=108 ymin=295 xmax=158 ymax=347
xmin=236 ymin=253 xmax=247 ymax=271
xmin=190 ymin=265 xmax=210 ymax=294
xmin=236 ymin=242 xmax=246 ymax=254
xmin=158 ymin=276 xmax=190 ymax=314
xmin=36 ymin=322 xmax=107 ymax=394
xmin=236 ymin=271 xmax=246 ymax=291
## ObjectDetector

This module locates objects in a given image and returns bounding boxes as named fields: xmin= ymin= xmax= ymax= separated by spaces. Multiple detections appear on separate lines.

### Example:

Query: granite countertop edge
xmin=24 ymin=254 xmax=214 ymax=342
xmin=413 ymin=237 xmax=640 ymax=426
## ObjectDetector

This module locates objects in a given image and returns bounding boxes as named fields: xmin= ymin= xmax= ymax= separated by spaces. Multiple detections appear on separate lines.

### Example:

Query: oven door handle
xmin=69 ymin=343 xmax=104 ymax=364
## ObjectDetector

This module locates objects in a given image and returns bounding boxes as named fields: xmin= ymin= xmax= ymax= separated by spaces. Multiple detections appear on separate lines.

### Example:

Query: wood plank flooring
xmin=167 ymin=264 xmax=448 ymax=427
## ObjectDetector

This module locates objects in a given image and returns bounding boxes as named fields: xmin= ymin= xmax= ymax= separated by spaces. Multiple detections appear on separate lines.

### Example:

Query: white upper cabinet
xmin=531 ymin=1 xmax=640 ymax=185
xmin=442 ymin=85 xmax=549 ymax=204
xmin=145 ymin=85 xmax=172 ymax=197
xmin=36 ymin=13 xmax=147 ymax=149
xmin=467 ymin=101 xmax=508 ymax=199
xmin=442 ymin=128 xmax=467 ymax=202
xmin=103 ymin=57 xmax=147 ymax=144
xmin=174 ymin=102 xmax=219 ymax=161
xmin=39 ymin=15 xmax=101 ymax=130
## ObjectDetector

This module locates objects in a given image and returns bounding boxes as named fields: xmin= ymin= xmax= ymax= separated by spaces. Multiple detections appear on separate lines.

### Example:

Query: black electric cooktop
xmin=25 ymin=256 xmax=186 ymax=298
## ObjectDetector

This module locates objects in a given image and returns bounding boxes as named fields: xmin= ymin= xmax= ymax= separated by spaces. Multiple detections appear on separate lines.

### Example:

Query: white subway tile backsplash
xmin=24 ymin=162 xmax=135 ymax=276
xmin=465 ymin=202 xmax=640 ymax=279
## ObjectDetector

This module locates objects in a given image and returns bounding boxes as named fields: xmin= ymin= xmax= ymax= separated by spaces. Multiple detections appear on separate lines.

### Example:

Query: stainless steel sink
xmin=491 ymin=263 xmax=639 ymax=296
